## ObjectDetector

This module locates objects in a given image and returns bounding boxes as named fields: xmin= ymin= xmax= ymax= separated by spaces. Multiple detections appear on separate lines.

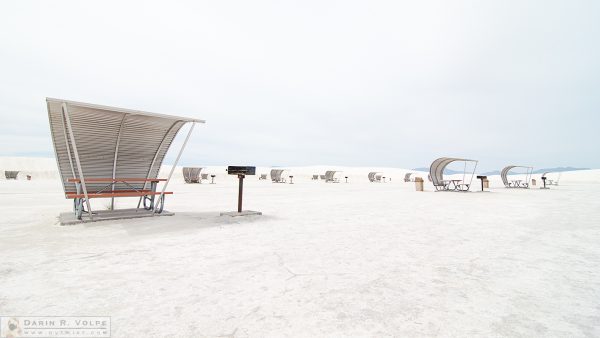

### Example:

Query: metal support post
xmin=237 ymin=174 xmax=245 ymax=212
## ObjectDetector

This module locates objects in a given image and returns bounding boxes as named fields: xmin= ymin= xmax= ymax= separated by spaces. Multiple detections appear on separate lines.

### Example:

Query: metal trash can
xmin=531 ymin=179 xmax=536 ymax=186
xmin=415 ymin=177 xmax=424 ymax=191
xmin=483 ymin=179 xmax=489 ymax=189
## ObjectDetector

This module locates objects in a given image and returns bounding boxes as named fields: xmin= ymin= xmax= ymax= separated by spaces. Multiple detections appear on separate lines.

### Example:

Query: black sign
xmin=227 ymin=166 xmax=256 ymax=175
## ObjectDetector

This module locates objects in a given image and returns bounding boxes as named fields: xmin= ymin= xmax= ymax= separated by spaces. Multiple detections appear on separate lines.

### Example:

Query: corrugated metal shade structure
xmin=368 ymin=172 xmax=382 ymax=182
xmin=501 ymin=165 xmax=533 ymax=188
xmin=324 ymin=170 xmax=341 ymax=182
xmin=47 ymin=98 xmax=204 ymax=218
xmin=183 ymin=167 xmax=204 ymax=183
xmin=429 ymin=157 xmax=478 ymax=191
xmin=270 ymin=169 xmax=287 ymax=183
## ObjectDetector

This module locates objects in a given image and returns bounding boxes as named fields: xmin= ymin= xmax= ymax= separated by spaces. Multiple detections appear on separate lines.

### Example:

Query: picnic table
xmin=447 ymin=179 xmax=462 ymax=190
xmin=66 ymin=178 xmax=172 ymax=219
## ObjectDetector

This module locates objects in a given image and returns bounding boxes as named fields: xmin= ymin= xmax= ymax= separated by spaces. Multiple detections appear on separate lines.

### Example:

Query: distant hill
xmin=411 ymin=167 xmax=428 ymax=172
xmin=411 ymin=167 xmax=463 ymax=175
xmin=479 ymin=167 xmax=590 ymax=176
xmin=532 ymin=167 xmax=589 ymax=174
xmin=479 ymin=170 xmax=501 ymax=175
xmin=414 ymin=166 xmax=590 ymax=176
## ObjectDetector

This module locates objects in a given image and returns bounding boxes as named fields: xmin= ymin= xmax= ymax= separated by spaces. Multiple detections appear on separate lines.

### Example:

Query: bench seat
xmin=66 ymin=191 xmax=173 ymax=199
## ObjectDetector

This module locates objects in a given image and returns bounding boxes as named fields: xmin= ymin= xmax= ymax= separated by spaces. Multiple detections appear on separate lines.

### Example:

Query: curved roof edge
xmin=429 ymin=157 xmax=478 ymax=185
xmin=501 ymin=165 xmax=533 ymax=186
xmin=46 ymin=97 xmax=205 ymax=123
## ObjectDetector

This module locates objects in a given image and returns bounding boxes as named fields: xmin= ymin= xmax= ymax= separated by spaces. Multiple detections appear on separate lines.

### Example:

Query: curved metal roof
xmin=183 ymin=167 xmax=203 ymax=183
xmin=368 ymin=172 xmax=381 ymax=181
xmin=47 ymin=98 xmax=204 ymax=196
xmin=325 ymin=170 xmax=341 ymax=181
xmin=501 ymin=165 xmax=533 ymax=187
xmin=429 ymin=157 xmax=477 ymax=187
xmin=270 ymin=169 xmax=287 ymax=181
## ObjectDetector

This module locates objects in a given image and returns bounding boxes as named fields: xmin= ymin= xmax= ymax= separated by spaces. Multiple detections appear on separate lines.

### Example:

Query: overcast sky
xmin=0 ymin=0 xmax=598 ymax=171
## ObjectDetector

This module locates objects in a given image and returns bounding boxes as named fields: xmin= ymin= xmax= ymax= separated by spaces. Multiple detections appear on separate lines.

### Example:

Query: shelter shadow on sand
xmin=91 ymin=211 xmax=268 ymax=237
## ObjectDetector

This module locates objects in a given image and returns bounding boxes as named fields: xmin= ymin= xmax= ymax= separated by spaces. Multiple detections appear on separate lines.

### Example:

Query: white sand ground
xmin=1 ymin=157 xmax=600 ymax=337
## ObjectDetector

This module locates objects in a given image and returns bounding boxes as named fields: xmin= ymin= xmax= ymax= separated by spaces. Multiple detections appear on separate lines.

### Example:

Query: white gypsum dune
xmin=1 ymin=157 xmax=599 ymax=336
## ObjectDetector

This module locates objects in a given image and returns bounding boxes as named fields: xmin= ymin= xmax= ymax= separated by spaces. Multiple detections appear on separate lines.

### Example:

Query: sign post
xmin=237 ymin=173 xmax=244 ymax=212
